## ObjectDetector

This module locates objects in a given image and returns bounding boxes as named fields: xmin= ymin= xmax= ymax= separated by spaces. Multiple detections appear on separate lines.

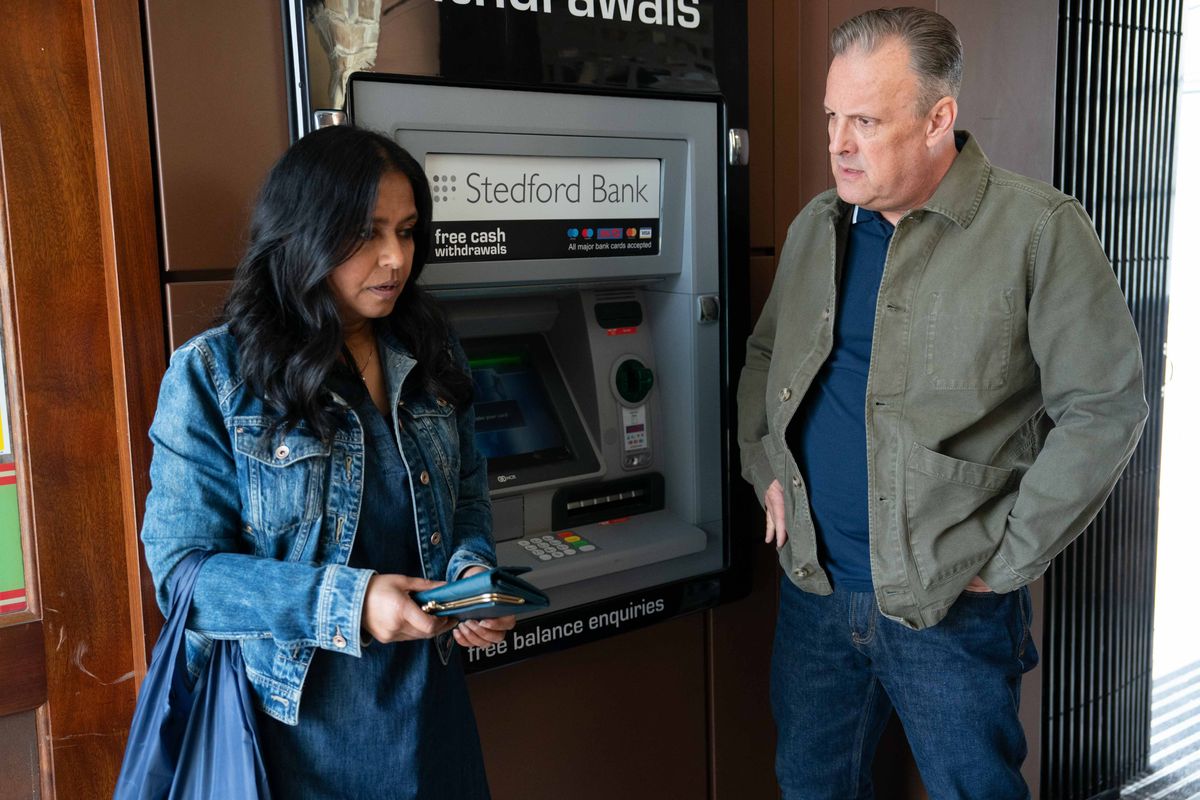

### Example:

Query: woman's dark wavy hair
xmin=224 ymin=124 xmax=471 ymax=439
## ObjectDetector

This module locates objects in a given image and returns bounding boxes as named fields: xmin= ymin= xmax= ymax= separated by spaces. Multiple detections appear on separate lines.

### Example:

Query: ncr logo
xmin=431 ymin=173 xmax=458 ymax=204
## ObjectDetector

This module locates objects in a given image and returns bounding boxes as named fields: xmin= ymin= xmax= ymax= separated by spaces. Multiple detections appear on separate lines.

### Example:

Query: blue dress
xmin=256 ymin=373 xmax=491 ymax=799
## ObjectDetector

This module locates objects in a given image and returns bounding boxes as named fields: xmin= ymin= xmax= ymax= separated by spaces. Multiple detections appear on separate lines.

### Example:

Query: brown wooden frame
xmin=0 ymin=83 xmax=43 ymax=630
xmin=0 ymin=99 xmax=47 ymax=748
xmin=0 ymin=219 xmax=41 ymax=634
xmin=0 ymin=1 xmax=165 ymax=796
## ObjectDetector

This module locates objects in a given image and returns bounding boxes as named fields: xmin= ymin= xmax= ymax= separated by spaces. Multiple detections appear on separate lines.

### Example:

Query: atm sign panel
xmin=425 ymin=154 xmax=661 ymax=263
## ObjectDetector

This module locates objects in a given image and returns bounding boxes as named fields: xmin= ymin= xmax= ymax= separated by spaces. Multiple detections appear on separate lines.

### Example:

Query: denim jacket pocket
xmin=183 ymin=628 xmax=213 ymax=685
xmin=904 ymin=443 xmax=1016 ymax=589
xmin=402 ymin=399 xmax=460 ymax=500
xmin=232 ymin=420 xmax=330 ymax=547
xmin=925 ymin=288 xmax=1016 ymax=390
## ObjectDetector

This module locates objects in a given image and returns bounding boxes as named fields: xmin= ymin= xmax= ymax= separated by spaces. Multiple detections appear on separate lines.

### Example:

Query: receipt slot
xmin=349 ymin=78 xmax=740 ymax=666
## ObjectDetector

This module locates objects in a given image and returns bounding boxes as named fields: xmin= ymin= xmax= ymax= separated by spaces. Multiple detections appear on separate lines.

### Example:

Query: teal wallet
xmin=413 ymin=566 xmax=550 ymax=619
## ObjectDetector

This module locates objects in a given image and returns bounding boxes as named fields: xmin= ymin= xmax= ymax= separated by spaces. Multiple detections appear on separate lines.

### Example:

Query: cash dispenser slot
xmin=594 ymin=300 xmax=643 ymax=329
xmin=551 ymin=473 xmax=665 ymax=529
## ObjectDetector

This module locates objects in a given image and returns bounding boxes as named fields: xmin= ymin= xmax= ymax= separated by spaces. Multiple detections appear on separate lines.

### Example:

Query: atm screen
xmin=464 ymin=334 xmax=602 ymax=486
xmin=471 ymin=351 xmax=570 ymax=468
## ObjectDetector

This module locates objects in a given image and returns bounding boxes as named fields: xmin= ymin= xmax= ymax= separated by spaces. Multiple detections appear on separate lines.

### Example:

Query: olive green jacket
xmin=736 ymin=132 xmax=1147 ymax=629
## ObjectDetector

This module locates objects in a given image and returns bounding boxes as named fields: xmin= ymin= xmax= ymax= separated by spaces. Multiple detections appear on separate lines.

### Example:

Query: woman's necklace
xmin=345 ymin=332 xmax=376 ymax=379
xmin=356 ymin=343 xmax=375 ymax=376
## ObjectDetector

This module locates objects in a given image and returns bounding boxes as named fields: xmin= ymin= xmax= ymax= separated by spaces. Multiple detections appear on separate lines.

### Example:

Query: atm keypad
xmin=517 ymin=532 xmax=598 ymax=561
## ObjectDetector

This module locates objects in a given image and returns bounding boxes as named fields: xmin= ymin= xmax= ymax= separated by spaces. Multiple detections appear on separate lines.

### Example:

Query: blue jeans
xmin=771 ymin=578 xmax=1038 ymax=800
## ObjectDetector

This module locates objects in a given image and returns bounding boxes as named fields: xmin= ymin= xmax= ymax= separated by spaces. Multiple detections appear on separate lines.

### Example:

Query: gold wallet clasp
xmin=420 ymin=592 xmax=527 ymax=614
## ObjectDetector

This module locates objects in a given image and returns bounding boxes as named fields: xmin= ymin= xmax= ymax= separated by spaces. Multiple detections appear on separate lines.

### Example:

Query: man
xmin=736 ymin=7 xmax=1147 ymax=799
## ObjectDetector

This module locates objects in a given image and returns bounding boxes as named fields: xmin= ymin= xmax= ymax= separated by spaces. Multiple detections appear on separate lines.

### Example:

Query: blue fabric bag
xmin=114 ymin=551 xmax=272 ymax=799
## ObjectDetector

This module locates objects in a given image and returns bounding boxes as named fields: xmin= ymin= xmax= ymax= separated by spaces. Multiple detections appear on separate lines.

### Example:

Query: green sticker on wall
xmin=0 ymin=462 xmax=25 ymax=614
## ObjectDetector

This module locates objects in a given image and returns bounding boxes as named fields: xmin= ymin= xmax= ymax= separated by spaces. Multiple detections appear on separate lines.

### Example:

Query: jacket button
xmin=332 ymin=631 xmax=347 ymax=649
xmin=795 ymin=567 xmax=809 ymax=579
xmin=791 ymin=474 xmax=801 ymax=487
xmin=431 ymin=531 xmax=442 ymax=546
xmin=779 ymin=388 xmax=792 ymax=402
xmin=419 ymin=470 xmax=430 ymax=485
xmin=275 ymin=444 xmax=290 ymax=460
xmin=821 ymin=309 xmax=830 ymax=320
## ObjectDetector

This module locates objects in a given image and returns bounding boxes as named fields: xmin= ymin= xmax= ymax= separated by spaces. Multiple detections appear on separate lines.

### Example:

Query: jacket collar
xmin=378 ymin=327 xmax=417 ymax=412
xmin=921 ymin=131 xmax=991 ymax=229
xmin=328 ymin=325 xmax=417 ymax=409
xmin=812 ymin=189 xmax=845 ymax=220
xmin=812 ymin=130 xmax=992 ymax=229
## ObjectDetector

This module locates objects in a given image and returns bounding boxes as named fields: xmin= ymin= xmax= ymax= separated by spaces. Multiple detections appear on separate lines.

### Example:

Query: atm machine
xmin=349 ymin=77 xmax=739 ymax=665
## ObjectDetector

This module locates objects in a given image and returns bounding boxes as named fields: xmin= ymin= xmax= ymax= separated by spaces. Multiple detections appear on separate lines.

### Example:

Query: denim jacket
xmin=141 ymin=324 xmax=495 ymax=724
xmin=737 ymin=133 xmax=1147 ymax=629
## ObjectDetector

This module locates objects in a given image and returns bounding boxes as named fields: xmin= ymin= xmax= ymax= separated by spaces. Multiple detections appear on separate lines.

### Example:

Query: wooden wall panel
xmin=749 ymin=255 xmax=778 ymax=324
xmin=749 ymin=0 xmax=776 ymax=251
xmin=165 ymin=281 xmax=234 ymax=350
xmin=0 ymin=711 xmax=40 ymax=800
xmin=832 ymin=0 xmax=935 ymax=27
xmin=144 ymin=0 xmax=290 ymax=272
xmin=0 ymin=1 xmax=153 ymax=795
xmin=82 ymin=0 xmax=170 ymax=675
xmin=939 ymin=0 xmax=1057 ymax=183
xmin=773 ymin=0 xmax=805 ymax=255
xmin=0 ymin=623 xmax=46 ymax=718
xmin=468 ymin=615 xmax=709 ymax=800
xmin=795 ymin=0 xmax=830 ymax=215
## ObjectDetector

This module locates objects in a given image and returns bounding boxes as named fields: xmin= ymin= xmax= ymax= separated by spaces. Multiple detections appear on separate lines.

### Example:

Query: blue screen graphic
xmin=471 ymin=356 xmax=565 ymax=461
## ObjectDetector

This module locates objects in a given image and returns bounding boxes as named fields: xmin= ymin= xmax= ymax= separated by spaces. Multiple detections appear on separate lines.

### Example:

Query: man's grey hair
xmin=831 ymin=7 xmax=963 ymax=113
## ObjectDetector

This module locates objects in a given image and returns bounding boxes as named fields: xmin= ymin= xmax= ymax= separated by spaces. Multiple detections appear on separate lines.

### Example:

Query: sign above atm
xmin=424 ymin=153 xmax=661 ymax=263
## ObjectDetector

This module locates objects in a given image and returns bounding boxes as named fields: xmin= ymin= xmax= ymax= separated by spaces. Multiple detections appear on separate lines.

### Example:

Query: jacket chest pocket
xmin=924 ymin=288 xmax=1016 ymax=390
xmin=233 ymin=423 xmax=330 ymax=539
xmin=402 ymin=399 xmax=460 ymax=499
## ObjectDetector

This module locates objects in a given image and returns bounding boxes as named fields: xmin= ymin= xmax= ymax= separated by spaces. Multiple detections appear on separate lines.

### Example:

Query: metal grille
xmin=1044 ymin=1 xmax=1183 ymax=797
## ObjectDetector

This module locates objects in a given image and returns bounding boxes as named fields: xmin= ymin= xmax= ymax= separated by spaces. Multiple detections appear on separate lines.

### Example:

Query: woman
xmin=140 ymin=124 xmax=514 ymax=799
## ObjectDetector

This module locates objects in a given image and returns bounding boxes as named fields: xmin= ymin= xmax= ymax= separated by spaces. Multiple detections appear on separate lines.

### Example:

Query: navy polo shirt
xmin=786 ymin=206 xmax=894 ymax=592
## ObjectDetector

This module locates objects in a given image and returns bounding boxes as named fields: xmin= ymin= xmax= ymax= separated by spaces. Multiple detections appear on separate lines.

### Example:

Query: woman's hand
xmin=451 ymin=566 xmax=518 ymax=649
xmin=361 ymin=574 xmax=457 ymax=643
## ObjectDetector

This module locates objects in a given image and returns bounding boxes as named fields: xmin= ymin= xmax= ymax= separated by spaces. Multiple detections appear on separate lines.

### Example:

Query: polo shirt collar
xmin=852 ymin=206 xmax=885 ymax=224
